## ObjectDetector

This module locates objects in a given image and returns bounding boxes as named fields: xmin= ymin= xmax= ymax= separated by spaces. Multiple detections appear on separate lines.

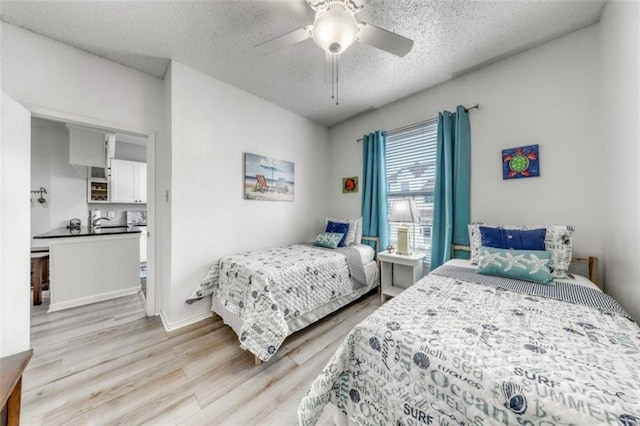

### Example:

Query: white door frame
xmin=28 ymin=105 xmax=159 ymax=316
xmin=1 ymin=93 xmax=32 ymax=356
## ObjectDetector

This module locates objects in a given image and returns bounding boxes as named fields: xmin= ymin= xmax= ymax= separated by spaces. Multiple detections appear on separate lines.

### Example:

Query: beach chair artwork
xmin=255 ymin=175 xmax=269 ymax=192
xmin=254 ymin=175 xmax=289 ymax=194
xmin=244 ymin=153 xmax=294 ymax=201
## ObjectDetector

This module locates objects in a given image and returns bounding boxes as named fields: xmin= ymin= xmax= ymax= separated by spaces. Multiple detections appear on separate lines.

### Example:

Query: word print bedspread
xmin=298 ymin=271 xmax=640 ymax=425
xmin=187 ymin=244 xmax=366 ymax=361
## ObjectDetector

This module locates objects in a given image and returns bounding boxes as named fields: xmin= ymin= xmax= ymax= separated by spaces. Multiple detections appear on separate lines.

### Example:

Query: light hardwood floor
xmin=23 ymin=290 xmax=381 ymax=425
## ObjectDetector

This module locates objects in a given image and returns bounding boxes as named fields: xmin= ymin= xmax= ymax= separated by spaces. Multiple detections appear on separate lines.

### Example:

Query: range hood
xmin=66 ymin=125 xmax=111 ymax=179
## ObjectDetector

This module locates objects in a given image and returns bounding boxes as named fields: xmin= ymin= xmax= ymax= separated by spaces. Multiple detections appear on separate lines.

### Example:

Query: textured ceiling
xmin=0 ymin=1 xmax=606 ymax=127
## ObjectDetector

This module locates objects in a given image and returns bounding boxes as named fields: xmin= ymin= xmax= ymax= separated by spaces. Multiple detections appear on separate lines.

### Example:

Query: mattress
xmin=212 ymin=259 xmax=379 ymax=340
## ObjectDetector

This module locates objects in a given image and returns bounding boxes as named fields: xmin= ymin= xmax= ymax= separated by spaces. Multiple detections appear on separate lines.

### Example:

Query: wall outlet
xmin=107 ymin=211 xmax=115 ymax=219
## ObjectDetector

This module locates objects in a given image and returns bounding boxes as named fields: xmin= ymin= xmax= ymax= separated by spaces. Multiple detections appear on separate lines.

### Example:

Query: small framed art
xmin=342 ymin=176 xmax=358 ymax=193
xmin=502 ymin=144 xmax=539 ymax=179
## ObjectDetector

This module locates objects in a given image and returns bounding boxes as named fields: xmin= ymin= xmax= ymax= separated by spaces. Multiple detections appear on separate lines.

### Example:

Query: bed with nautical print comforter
xmin=187 ymin=244 xmax=368 ymax=361
xmin=298 ymin=264 xmax=640 ymax=425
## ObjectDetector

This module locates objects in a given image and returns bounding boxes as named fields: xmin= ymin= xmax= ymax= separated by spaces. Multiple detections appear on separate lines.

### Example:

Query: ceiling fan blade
xmin=255 ymin=25 xmax=312 ymax=55
xmin=357 ymin=22 xmax=414 ymax=57
xmin=346 ymin=0 xmax=371 ymax=13
xmin=305 ymin=0 xmax=328 ymax=13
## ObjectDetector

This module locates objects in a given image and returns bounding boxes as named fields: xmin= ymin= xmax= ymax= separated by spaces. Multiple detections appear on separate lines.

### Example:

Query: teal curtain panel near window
xmin=430 ymin=105 xmax=471 ymax=269
xmin=361 ymin=130 xmax=390 ymax=252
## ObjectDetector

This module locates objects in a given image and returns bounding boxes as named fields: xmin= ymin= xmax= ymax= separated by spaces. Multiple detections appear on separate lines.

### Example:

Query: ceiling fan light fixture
xmin=311 ymin=9 xmax=358 ymax=54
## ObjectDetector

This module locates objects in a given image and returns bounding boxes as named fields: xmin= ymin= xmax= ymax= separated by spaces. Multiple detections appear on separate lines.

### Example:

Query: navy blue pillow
xmin=325 ymin=221 xmax=350 ymax=247
xmin=479 ymin=227 xmax=546 ymax=251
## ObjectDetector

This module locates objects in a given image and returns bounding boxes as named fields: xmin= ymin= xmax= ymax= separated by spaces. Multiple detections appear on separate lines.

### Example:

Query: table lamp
xmin=389 ymin=199 xmax=420 ymax=255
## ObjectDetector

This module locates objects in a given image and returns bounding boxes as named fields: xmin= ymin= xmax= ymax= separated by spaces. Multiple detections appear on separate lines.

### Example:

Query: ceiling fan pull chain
xmin=331 ymin=54 xmax=335 ymax=100
xmin=336 ymin=53 xmax=340 ymax=106
xmin=330 ymin=53 xmax=339 ymax=106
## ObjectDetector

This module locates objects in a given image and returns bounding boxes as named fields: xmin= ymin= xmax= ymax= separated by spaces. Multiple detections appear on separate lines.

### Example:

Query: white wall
xmin=31 ymin=122 xmax=89 ymax=239
xmin=162 ymin=62 xmax=329 ymax=329
xmin=30 ymin=124 xmax=53 ymax=238
xmin=599 ymin=0 xmax=640 ymax=321
xmin=327 ymin=25 xmax=602 ymax=269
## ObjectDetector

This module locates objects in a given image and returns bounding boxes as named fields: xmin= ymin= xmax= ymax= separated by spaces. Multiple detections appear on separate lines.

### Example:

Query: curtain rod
xmin=356 ymin=103 xmax=479 ymax=143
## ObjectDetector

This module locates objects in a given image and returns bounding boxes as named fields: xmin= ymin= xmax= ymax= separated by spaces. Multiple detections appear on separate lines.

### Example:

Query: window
xmin=385 ymin=119 xmax=438 ymax=265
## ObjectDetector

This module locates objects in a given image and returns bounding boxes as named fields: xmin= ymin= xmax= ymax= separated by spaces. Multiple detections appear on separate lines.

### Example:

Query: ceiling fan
xmin=256 ymin=0 xmax=414 ymax=105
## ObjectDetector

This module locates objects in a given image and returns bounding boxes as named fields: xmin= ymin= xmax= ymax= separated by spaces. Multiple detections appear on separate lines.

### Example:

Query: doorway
xmin=29 ymin=106 xmax=158 ymax=318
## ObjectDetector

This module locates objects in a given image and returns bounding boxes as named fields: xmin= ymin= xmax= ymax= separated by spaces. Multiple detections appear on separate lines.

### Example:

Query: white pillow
xmin=325 ymin=217 xmax=362 ymax=246
xmin=468 ymin=223 xmax=574 ymax=278
xmin=354 ymin=216 xmax=363 ymax=245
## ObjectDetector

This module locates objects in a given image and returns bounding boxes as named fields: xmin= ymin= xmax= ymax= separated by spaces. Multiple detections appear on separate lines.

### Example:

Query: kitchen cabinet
xmin=88 ymin=178 xmax=109 ymax=203
xmin=87 ymin=167 xmax=110 ymax=203
xmin=34 ymin=231 xmax=141 ymax=312
xmin=135 ymin=162 xmax=147 ymax=203
xmin=110 ymin=159 xmax=147 ymax=204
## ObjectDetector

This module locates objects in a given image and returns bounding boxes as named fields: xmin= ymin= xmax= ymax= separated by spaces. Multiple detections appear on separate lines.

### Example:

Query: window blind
xmin=386 ymin=118 xmax=438 ymax=265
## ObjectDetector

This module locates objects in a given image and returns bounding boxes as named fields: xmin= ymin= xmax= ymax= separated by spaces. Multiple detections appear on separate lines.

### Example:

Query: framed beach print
xmin=244 ymin=153 xmax=295 ymax=201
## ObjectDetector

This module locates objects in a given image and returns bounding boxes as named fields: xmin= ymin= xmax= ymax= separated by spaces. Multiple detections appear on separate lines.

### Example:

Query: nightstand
xmin=378 ymin=251 xmax=426 ymax=301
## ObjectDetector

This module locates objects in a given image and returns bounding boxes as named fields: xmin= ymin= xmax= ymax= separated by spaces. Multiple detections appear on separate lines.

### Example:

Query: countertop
xmin=34 ymin=226 xmax=142 ymax=239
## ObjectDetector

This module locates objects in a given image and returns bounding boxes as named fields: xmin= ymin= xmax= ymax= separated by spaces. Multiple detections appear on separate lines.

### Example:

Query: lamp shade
xmin=389 ymin=199 xmax=420 ymax=223
xmin=311 ymin=9 xmax=358 ymax=54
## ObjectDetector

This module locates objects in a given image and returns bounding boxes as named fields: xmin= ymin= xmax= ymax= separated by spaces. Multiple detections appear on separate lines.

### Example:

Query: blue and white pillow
xmin=313 ymin=232 xmax=345 ymax=249
xmin=479 ymin=227 xmax=546 ymax=251
xmin=477 ymin=247 xmax=554 ymax=285
xmin=469 ymin=223 xmax=574 ymax=278
xmin=325 ymin=221 xmax=350 ymax=247
xmin=325 ymin=217 xmax=362 ymax=246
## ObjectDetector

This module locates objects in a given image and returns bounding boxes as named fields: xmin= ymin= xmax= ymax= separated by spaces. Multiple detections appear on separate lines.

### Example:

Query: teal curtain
xmin=361 ymin=131 xmax=389 ymax=253
xmin=430 ymin=106 xmax=471 ymax=269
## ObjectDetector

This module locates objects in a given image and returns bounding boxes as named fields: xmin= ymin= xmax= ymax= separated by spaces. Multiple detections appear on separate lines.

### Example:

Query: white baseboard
xmin=160 ymin=309 xmax=213 ymax=332
xmin=48 ymin=286 xmax=141 ymax=313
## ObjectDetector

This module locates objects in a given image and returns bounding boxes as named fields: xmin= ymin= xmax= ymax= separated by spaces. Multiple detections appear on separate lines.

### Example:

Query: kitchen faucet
xmin=89 ymin=215 xmax=110 ymax=232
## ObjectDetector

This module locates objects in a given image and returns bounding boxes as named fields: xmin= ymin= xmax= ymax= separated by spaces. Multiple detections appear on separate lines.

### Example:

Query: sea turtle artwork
xmin=502 ymin=144 xmax=540 ymax=179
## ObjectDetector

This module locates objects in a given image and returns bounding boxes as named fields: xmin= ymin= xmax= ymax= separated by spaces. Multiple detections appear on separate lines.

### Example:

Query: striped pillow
xmin=313 ymin=232 xmax=344 ymax=249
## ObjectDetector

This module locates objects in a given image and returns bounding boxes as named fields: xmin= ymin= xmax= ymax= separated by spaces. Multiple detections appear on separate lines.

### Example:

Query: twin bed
xmin=297 ymin=224 xmax=640 ymax=425
xmin=187 ymin=235 xmax=380 ymax=363
xmin=187 ymin=222 xmax=640 ymax=425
